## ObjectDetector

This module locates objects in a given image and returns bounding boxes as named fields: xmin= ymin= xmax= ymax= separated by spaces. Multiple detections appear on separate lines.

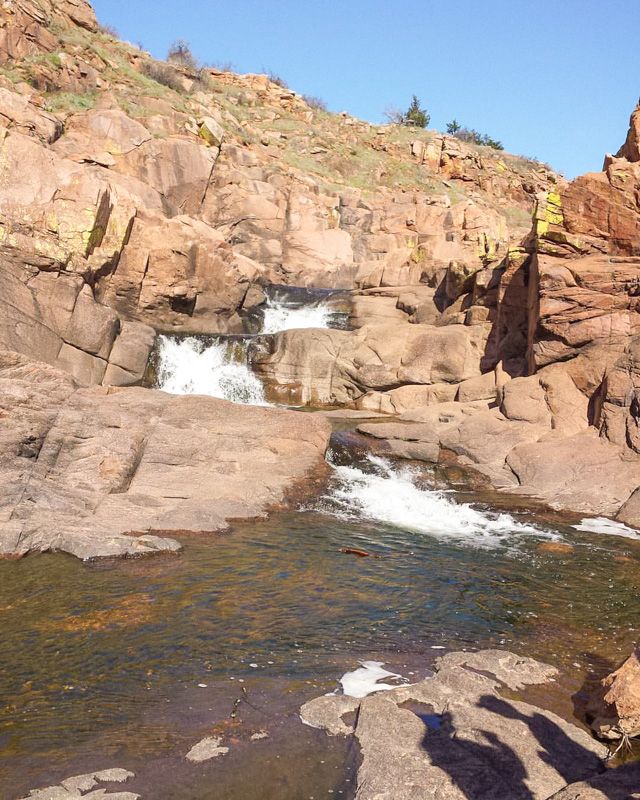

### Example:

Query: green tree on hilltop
xmin=402 ymin=95 xmax=430 ymax=128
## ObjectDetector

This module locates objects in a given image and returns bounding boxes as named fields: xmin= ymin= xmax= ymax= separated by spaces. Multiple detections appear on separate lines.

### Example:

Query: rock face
xmin=0 ymin=0 xmax=551 ymax=392
xmin=0 ymin=352 xmax=331 ymax=559
xmin=252 ymin=322 xmax=488 ymax=406
xmin=277 ymin=104 xmax=640 ymax=524
xmin=0 ymin=0 xmax=639 ymax=529
xmin=301 ymin=650 xmax=609 ymax=800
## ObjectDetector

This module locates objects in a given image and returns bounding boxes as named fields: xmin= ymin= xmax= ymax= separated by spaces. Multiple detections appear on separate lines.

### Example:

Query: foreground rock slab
xmin=549 ymin=762 xmax=640 ymax=799
xmin=301 ymin=650 xmax=609 ymax=800
xmin=0 ymin=352 xmax=331 ymax=560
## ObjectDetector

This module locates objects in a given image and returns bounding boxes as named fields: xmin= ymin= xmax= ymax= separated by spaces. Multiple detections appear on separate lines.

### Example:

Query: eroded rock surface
xmin=0 ymin=0 xmax=639 ymax=530
xmin=301 ymin=650 xmax=609 ymax=800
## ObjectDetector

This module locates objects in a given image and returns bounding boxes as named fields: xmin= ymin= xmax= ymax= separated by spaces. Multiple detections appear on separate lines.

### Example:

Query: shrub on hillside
xmin=140 ymin=60 xmax=184 ymax=93
xmin=302 ymin=94 xmax=328 ymax=111
xmin=402 ymin=95 xmax=430 ymax=128
xmin=264 ymin=69 xmax=288 ymax=89
xmin=98 ymin=23 xmax=120 ymax=39
xmin=207 ymin=60 xmax=235 ymax=73
xmin=383 ymin=96 xmax=430 ymax=128
xmin=453 ymin=126 xmax=503 ymax=150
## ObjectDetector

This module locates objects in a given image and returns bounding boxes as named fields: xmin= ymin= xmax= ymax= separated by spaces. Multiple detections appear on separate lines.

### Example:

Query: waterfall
xmin=152 ymin=286 xmax=350 ymax=405
xmin=322 ymin=455 xmax=556 ymax=549
xmin=260 ymin=298 xmax=332 ymax=333
xmin=154 ymin=335 xmax=267 ymax=405
xmin=256 ymin=285 xmax=350 ymax=333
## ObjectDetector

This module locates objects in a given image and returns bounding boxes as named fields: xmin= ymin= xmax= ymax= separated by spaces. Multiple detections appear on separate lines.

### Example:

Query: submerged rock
xmin=18 ymin=768 xmax=138 ymax=800
xmin=302 ymin=650 xmax=609 ymax=800
xmin=185 ymin=736 xmax=230 ymax=762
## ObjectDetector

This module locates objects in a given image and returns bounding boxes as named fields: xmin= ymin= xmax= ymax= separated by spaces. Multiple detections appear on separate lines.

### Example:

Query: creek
xmin=1 ymin=286 xmax=639 ymax=799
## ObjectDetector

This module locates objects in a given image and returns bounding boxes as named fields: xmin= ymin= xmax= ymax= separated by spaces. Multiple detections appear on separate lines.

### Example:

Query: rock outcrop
xmin=586 ymin=649 xmax=640 ymax=741
xmin=261 ymin=102 xmax=640 ymax=524
xmin=301 ymin=650 xmax=611 ymax=800
xmin=0 ymin=0 xmax=552 ymax=392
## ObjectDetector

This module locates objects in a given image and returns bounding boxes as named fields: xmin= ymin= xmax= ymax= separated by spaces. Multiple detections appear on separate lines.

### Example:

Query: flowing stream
xmin=3 ymin=288 xmax=640 ymax=799
xmin=2 ymin=489 xmax=639 ymax=798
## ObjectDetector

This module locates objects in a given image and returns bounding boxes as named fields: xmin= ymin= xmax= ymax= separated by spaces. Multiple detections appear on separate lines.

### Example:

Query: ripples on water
xmin=5 ymin=294 xmax=640 ymax=796
xmin=1 ymin=501 xmax=639 ymax=796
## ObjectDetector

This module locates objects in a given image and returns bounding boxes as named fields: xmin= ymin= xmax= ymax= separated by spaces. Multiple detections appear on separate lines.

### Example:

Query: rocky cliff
xmin=0 ymin=0 xmax=554 ymax=386
xmin=1 ymin=0 xmax=639 ymax=557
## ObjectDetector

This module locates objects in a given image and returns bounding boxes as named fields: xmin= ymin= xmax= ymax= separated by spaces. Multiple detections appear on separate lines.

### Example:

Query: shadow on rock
xmin=420 ymin=709 xmax=534 ymax=799
xmin=419 ymin=694 xmax=607 ymax=800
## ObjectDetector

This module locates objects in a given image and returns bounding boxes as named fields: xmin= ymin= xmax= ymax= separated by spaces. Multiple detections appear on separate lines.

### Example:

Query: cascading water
xmin=255 ymin=285 xmax=351 ymax=334
xmin=154 ymin=334 xmax=267 ymax=405
xmin=321 ymin=455 xmax=556 ymax=549
xmin=260 ymin=297 xmax=333 ymax=333
xmin=152 ymin=285 xmax=351 ymax=405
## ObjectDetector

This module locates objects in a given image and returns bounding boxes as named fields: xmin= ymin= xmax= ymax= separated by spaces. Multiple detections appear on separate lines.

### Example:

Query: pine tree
xmin=402 ymin=95 xmax=430 ymax=128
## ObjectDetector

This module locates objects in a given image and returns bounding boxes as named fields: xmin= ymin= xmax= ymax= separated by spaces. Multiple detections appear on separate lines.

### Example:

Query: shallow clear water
xmin=1 ymin=491 xmax=639 ymax=798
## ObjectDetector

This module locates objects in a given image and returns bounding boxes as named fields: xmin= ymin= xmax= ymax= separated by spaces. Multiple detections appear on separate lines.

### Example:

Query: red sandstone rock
xmin=587 ymin=650 xmax=640 ymax=740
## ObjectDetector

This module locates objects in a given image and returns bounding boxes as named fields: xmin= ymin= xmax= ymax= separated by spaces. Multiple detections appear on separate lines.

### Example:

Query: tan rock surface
xmin=586 ymin=649 xmax=640 ymax=740
xmin=0 ymin=352 xmax=331 ymax=559
xmin=253 ymin=323 xmax=488 ymax=406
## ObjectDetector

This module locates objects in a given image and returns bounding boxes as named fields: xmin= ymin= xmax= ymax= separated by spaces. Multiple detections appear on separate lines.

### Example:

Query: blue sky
xmin=90 ymin=0 xmax=639 ymax=179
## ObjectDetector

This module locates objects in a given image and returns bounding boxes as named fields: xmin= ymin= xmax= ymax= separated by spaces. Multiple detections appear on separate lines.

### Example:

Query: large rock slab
xmin=549 ymin=763 xmax=640 ymax=799
xmin=100 ymin=213 xmax=262 ymax=333
xmin=302 ymin=650 xmax=609 ymax=800
xmin=0 ymin=352 xmax=331 ymax=559
xmin=252 ymin=322 xmax=488 ymax=406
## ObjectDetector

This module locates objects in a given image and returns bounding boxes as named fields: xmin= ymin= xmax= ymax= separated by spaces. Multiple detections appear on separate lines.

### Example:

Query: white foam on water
xmin=573 ymin=518 xmax=640 ymax=540
xmin=260 ymin=298 xmax=332 ymax=333
xmin=324 ymin=455 xmax=552 ymax=549
xmin=155 ymin=335 xmax=267 ymax=406
xmin=338 ymin=661 xmax=410 ymax=698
